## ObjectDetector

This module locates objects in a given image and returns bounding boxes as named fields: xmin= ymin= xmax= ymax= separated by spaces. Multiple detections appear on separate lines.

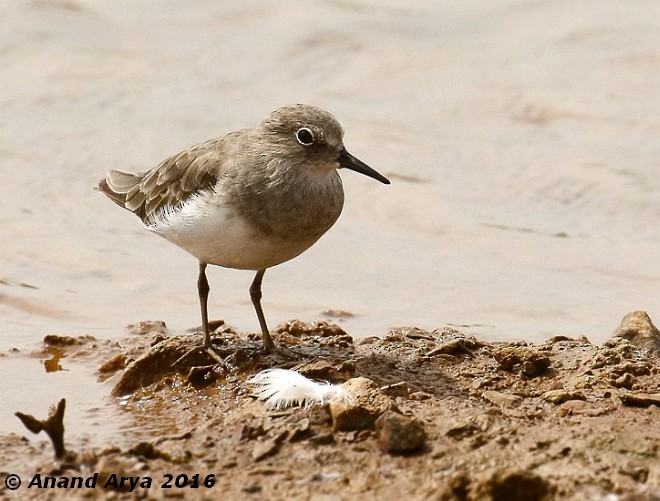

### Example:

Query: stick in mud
xmin=15 ymin=398 xmax=67 ymax=459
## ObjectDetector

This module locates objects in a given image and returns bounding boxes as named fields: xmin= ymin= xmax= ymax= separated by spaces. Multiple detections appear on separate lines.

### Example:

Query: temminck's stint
xmin=99 ymin=104 xmax=390 ymax=355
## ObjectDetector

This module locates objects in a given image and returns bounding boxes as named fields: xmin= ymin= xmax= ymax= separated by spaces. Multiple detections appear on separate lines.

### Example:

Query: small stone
xmin=173 ymin=449 xmax=193 ymax=465
xmin=611 ymin=361 xmax=652 ymax=377
xmin=542 ymin=390 xmax=586 ymax=405
xmin=602 ymin=336 xmax=637 ymax=358
xmin=409 ymin=391 xmax=432 ymax=401
xmin=95 ymin=456 xmax=141 ymax=491
xmin=128 ymin=441 xmax=168 ymax=460
xmin=274 ymin=320 xmax=348 ymax=338
xmin=482 ymin=390 xmax=523 ymax=408
xmin=611 ymin=311 xmax=660 ymax=355
xmin=472 ymin=469 xmax=553 ymax=500
xmin=98 ymin=354 xmax=127 ymax=374
xmin=380 ymin=381 xmax=409 ymax=398
xmin=252 ymin=431 xmax=287 ymax=462
xmin=426 ymin=338 xmax=473 ymax=357
xmin=43 ymin=334 xmax=93 ymax=346
xmin=276 ymin=333 xmax=302 ymax=345
xmin=559 ymin=400 xmax=612 ymax=417
xmin=448 ymin=472 xmax=470 ymax=500
xmin=446 ymin=422 xmax=480 ymax=440
xmin=239 ymin=417 xmax=269 ymax=442
xmin=321 ymin=309 xmax=355 ymax=319
xmin=287 ymin=418 xmax=310 ymax=442
xmin=356 ymin=429 xmax=373 ymax=442
xmin=304 ymin=406 xmax=333 ymax=427
xmin=150 ymin=335 xmax=168 ymax=346
xmin=618 ymin=463 xmax=649 ymax=483
xmin=309 ymin=432 xmax=334 ymax=445
xmin=546 ymin=335 xmax=578 ymax=344
xmin=493 ymin=347 xmax=550 ymax=377
xmin=97 ymin=444 xmax=121 ymax=456
xmin=126 ymin=320 xmax=167 ymax=335
xmin=298 ymin=361 xmax=342 ymax=382
xmin=186 ymin=365 xmax=219 ymax=388
xmin=520 ymin=355 xmax=551 ymax=377
xmin=328 ymin=377 xmax=395 ymax=431
xmin=590 ymin=348 xmax=621 ymax=369
xmin=375 ymin=411 xmax=426 ymax=454
xmin=241 ymin=483 xmax=262 ymax=493
xmin=619 ymin=393 xmax=660 ymax=408
xmin=611 ymin=373 xmax=634 ymax=390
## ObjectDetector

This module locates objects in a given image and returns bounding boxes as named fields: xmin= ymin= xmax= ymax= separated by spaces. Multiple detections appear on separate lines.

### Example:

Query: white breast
xmin=146 ymin=193 xmax=322 ymax=270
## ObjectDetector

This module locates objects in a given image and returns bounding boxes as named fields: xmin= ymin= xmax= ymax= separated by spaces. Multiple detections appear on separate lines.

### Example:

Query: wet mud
xmin=2 ymin=312 xmax=660 ymax=500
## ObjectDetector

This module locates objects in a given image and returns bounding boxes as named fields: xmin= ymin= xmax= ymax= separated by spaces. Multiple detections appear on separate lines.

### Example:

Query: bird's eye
xmin=296 ymin=127 xmax=315 ymax=146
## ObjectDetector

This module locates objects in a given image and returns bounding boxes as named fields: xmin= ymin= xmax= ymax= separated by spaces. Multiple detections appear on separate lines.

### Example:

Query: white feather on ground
xmin=248 ymin=369 xmax=350 ymax=410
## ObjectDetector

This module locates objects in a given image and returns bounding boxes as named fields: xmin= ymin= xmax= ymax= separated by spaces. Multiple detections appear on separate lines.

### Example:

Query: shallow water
xmin=1 ymin=0 xmax=659 ymax=441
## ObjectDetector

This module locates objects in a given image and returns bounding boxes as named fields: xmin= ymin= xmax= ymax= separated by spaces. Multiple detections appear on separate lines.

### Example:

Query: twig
xmin=15 ymin=398 xmax=67 ymax=459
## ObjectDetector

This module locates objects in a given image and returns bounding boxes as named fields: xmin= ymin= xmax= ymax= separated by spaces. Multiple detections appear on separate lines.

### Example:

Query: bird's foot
xmin=172 ymin=343 xmax=229 ymax=371
xmin=261 ymin=332 xmax=303 ymax=361
xmin=267 ymin=343 xmax=304 ymax=361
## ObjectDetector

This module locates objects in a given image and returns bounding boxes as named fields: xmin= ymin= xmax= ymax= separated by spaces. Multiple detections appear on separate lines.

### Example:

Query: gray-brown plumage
xmin=99 ymin=104 xmax=389 ymax=353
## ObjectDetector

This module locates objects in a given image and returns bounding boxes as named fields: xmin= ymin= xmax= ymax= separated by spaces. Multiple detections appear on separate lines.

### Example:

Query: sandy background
xmin=1 ymin=0 xmax=659 ymax=437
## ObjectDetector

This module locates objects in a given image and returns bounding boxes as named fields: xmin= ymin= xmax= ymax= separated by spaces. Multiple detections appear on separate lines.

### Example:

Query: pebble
xmin=542 ymin=390 xmax=586 ymax=405
xmin=328 ymin=377 xmax=394 ymax=431
xmin=619 ymin=393 xmax=660 ymax=408
xmin=611 ymin=311 xmax=660 ymax=355
xmin=482 ymin=390 xmax=523 ymax=408
xmin=375 ymin=411 xmax=427 ymax=454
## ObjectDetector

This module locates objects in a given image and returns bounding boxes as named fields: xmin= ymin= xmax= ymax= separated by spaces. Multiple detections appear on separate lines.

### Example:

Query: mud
xmin=2 ymin=313 xmax=660 ymax=500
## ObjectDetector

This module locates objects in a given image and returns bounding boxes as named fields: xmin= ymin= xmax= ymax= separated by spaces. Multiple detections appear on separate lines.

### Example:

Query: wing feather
xmin=99 ymin=139 xmax=222 ymax=223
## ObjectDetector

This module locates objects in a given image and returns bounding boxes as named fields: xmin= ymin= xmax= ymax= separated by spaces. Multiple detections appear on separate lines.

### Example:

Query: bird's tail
xmin=97 ymin=170 xmax=143 ymax=210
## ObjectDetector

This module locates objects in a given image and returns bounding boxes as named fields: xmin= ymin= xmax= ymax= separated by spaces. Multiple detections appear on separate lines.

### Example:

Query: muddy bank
xmin=2 ymin=312 xmax=660 ymax=500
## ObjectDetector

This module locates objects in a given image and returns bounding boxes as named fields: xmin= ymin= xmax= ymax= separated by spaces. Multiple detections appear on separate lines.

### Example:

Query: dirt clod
xmin=98 ymin=353 xmax=127 ymax=374
xmin=482 ymin=390 xmax=523 ymax=408
xmin=541 ymin=389 xmax=586 ymax=405
xmin=329 ymin=377 xmax=395 ymax=431
xmin=375 ymin=410 xmax=426 ymax=454
xmin=473 ymin=469 xmax=553 ymax=501
xmin=43 ymin=334 xmax=94 ymax=346
xmin=612 ymin=311 xmax=660 ymax=355
xmin=619 ymin=393 xmax=660 ymax=408
xmin=493 ymin=346 xmax=551 ymax=377
xmin=126 ymin=320 xmax=167 ymax=336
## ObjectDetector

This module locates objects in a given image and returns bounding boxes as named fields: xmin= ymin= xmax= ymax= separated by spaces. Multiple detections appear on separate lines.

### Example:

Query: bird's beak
xmin=338 ymin=148 xmax=390 ymax=185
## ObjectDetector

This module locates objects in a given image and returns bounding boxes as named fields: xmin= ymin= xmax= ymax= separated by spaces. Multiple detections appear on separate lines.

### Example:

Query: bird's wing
xmin=99 ymin=139 xmax=222 ymax=223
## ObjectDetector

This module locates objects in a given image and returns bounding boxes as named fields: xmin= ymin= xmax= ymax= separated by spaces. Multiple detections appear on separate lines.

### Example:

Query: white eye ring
xmin=296 ymin=127 xmax=315 ymax=146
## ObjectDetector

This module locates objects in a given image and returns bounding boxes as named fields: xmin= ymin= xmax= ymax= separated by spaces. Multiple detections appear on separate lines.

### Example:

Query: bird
xmin=98 ymin=104 xmax=390 ymax=355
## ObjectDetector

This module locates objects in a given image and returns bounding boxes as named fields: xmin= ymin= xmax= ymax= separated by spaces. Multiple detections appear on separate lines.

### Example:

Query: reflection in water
xmin=43 ymin=346 xmax=66 ymax=373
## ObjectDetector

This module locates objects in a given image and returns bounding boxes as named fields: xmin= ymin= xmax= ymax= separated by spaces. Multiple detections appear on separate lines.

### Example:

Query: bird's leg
xmin=172 ymin=261 xmax=226 ymax=369
xmin=250 ymin=270 xmax=275 ymax=353
xmin=196 ymin=262 xmax=227 ymax=364
xmin=198 ymin=261 xmax=211 ymax=348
